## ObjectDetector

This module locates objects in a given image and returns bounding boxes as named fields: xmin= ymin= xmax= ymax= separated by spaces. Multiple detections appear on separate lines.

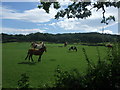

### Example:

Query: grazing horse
xmin=25 ymin=46 xmax=46 ymax=62
xmin=106 ymin=44 xmax=113 ymax=48
xmin=69 ymin=46 xmax=77 ymax=52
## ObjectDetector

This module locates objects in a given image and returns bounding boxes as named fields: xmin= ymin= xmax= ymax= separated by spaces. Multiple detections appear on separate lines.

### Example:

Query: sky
xmin=0 ymin=0 xmax=119 ymax=35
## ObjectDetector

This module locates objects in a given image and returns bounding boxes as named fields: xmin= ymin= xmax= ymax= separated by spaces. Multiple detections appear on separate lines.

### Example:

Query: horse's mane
xmin=39 ymin=46 xmax=46 ymax=51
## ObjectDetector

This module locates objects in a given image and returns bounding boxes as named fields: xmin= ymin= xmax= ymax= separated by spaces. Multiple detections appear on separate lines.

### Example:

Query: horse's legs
xmin=38 ymin=55 xmax=41 ymax=62
xmin=28 ymin=54 xmax=31 ymax=61
xmin=75 ymin=48 xmax=77 ymax=52
xmin=69 ymin=48 xmax=71 ymax=51
xmin=25 ymin=54 xmax=29 ymax=60
xmin=30 ymin=55 xmax=34 ymax=62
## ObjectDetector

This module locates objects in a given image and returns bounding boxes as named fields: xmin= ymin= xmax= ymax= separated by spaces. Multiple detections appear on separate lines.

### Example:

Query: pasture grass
xmin=2 ymin=42 xmax=107 ymax=88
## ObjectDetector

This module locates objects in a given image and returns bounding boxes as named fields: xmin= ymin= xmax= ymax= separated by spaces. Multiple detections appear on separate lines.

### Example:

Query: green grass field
xmin=2 ymin=42 xmax=107 ymax=88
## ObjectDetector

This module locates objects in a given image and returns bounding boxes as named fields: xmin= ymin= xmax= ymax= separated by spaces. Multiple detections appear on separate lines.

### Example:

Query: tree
xmin=38 ymin=0 xmax=120 ymax=25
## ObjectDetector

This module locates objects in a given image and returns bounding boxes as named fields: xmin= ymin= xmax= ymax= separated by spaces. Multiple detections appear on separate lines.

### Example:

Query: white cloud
xmin=58 ymin=0 xmax=73 ymax=6
xmin=85 ymin=6 xmax=118 ymax=21
xmin=48 ymin=16 xmax=118 ymax=34
xmin=1 ymin=27 xmax=46 ymax=35
xmin=2 ymin=0 xmax=120 ymax=2
xmin=1 ymin=5 xmax=57 ymax=23
xmin=1 ymin=0 xmax=40 ymax=2
xmin=48 ymin=6 xmax=118 ymax=34
xmin=98 ymin=29 xmax=113 ymax=34
xmin=1 ymin=2 xmax=119 ymax=34
xmin=56 ymin=19 xmax=81 ymax=30
xmin=50 ymin=18 xmax=100 ymax=32
xmin=1 ymin=1 xmax=118 ymax=23
xmin=118 ymin=8 xmax=120 ymax=23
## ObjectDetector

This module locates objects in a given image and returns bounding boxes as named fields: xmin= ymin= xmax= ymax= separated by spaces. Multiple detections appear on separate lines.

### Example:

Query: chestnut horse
xmin=25 ymin=46 xmax=46 ymax=62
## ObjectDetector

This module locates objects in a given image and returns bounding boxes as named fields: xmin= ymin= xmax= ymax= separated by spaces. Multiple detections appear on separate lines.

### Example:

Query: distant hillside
xmin=1 ymin=32 xmax=119 ymax=43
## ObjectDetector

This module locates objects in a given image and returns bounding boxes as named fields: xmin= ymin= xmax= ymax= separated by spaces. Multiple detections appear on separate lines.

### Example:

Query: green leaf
xmin=54 ymin=2 xmax=60 ymax=9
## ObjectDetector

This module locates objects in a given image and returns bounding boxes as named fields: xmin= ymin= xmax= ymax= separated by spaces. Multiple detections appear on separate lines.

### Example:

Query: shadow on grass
xmin=58 ymin=46 xmax=64 ymax=47
xmin=50 ymin=59 xmax=56 ymax=61
xmin=18 ymin=61 xmax=36 ymax=65
xmin=67 ymin=51 xmax=77 ymax=53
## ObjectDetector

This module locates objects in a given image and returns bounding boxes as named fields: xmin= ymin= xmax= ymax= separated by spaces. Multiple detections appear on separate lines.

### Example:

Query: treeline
xmin=1 ymin=32 xmax=119 ymax=43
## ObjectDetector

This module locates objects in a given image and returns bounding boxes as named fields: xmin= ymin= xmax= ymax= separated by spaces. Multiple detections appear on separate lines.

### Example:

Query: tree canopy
xmin=38 ymin=0 xmax=120 ymax=25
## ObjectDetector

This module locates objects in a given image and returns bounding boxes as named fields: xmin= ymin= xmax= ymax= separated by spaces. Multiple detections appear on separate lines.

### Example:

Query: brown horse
xmin=106 ymin=44 xmax=113 ymax=48
xmin=25 ymin=46 xmax=47 ymax=62
xmin=64 ymin=42 xmax=68 ymax=47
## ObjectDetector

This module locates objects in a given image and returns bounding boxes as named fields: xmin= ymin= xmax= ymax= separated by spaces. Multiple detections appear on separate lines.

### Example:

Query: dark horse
xmin=25 ymin=46 xmax=47 ymax=62
xmin=106 ymin=44 xmax=113 ymax=48
xmin=69 ymin=46 xmax=77 ymax=52
xmin=64 ymin=42 xmax=68 ymax=47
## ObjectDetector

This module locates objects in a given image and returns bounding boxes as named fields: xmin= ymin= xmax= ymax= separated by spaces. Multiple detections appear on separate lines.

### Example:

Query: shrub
xmin=17 ymin=73 xmax=30 ymax=89
xmin=53 ymin=43 xmax=120 ymax=89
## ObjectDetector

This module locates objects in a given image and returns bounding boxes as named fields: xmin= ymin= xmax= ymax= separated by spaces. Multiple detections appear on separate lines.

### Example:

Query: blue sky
xmin=1 ymin=0 xmax=119 ymax=35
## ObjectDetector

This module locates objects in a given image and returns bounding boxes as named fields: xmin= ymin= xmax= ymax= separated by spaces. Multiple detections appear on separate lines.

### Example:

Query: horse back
xmin=28 ymin=49 xmax=43 ymax=55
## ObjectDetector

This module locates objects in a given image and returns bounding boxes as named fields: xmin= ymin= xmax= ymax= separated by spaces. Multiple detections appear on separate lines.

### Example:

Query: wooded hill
xmin=1 ymin=32 xmax=119 ymax=43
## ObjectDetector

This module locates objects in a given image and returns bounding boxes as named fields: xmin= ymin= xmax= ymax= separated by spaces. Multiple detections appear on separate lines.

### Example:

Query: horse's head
xmin=31 ymin=42 xmax=36 ymax=47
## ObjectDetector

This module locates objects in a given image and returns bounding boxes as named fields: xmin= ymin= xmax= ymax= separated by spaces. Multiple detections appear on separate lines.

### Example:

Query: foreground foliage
xmin=52 ymin=43 xmax=120 ymax=89
xmin=17 ymin=73 xmax=30 ymax=89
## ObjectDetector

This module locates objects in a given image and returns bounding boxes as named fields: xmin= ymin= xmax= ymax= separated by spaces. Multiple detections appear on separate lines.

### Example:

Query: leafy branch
xmin=38 ymin=1 xmax=120 ymax=25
